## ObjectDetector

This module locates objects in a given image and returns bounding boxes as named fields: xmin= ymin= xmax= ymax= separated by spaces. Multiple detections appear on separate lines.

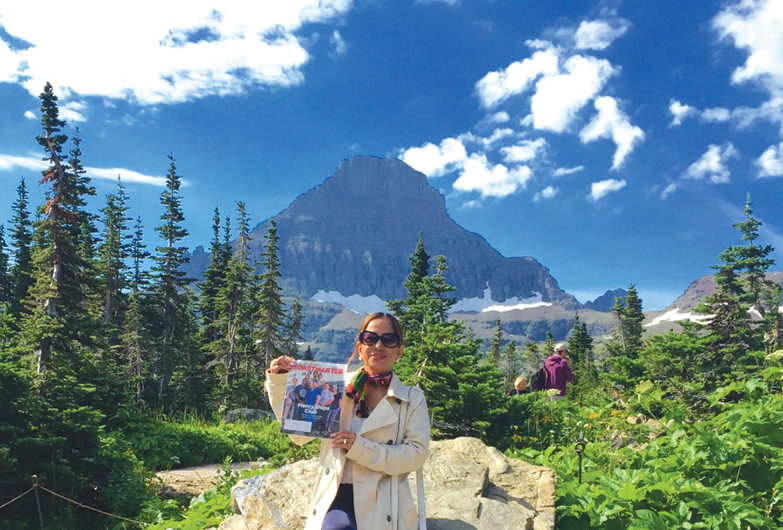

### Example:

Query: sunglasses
xmin=359 ymin=330 xmax=401 ymax=348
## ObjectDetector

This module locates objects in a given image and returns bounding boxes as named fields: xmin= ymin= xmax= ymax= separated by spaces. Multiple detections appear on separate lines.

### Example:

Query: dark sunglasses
xmin=359 ymin=330 xmax=401 ymax=348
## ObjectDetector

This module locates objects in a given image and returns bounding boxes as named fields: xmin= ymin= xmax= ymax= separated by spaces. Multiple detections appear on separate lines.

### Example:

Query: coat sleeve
xmin=265 ymin=372 xmax=316 ymax=446
xmin=345 ymin=386 xmax=430 ymax=475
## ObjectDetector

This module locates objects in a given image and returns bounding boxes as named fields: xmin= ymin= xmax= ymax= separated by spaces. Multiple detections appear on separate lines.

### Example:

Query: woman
xmin=267 ymin=312 xmax=429 ymax=530
xmin=506 ymin=375 xmax=529 ymax=396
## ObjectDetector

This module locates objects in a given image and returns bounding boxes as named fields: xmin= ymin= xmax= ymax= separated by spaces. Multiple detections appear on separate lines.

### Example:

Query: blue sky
xmin=1 ymin=0 xmax=782 ymax=311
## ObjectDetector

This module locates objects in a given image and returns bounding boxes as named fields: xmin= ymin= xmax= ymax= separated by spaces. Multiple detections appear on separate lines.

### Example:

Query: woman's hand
xmin=330 ymin=430 xmax=356 ymax=451
xmin=269 ymin=355 xmax=296 ymax=374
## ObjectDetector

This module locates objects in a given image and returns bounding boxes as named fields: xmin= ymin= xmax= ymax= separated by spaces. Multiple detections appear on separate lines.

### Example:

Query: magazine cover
xmin=281 ymin=360 xmax=347 ymax=438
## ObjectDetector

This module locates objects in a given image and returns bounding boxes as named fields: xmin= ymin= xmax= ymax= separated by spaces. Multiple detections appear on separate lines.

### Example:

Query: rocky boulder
xmin=218 ymin=436 xmax=556 ymax=530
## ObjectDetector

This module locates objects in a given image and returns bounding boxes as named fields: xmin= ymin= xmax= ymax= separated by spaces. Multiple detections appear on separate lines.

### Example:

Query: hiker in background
xmin=612 ymin=384 xmax=627 ymax=409
xmin=544 ymin=343 xmax=573 ymax=401
xmin=506 ymin=375 xmax=529 ymax=396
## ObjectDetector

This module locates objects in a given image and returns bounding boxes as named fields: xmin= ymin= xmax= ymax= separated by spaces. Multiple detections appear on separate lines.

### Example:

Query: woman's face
xmin=357 ymin=317 xmax=403 ymax=376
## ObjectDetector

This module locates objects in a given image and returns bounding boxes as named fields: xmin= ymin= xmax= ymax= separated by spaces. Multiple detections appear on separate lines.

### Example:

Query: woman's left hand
xmin=330 ymin=430 xmax=356 ymax=451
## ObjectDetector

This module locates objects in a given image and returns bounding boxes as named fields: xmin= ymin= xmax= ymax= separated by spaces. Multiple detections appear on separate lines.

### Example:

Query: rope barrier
xmin=0 ymin=476 xmax=150 ymax=527
xmin=35 ymin=484 xmax=150 ymax=526
xmin=0 ymin=487 xmax=34 ymax=510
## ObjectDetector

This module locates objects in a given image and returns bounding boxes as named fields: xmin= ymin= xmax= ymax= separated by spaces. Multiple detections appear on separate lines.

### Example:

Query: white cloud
xmin=0 ymin=154 xmax=47 ymax=172
xmin=589 ymin=178 xmax=626 ymax=201
xmin=701 ymin=107 xmax=732 ymax=122
xmin=60 ymin=101 xmax=88 ymax=123
xmin=714 ymin=0 xmax=783 ymax=90
xmin=553 ymin=165 xmax=584 ymax=177
xmin=579 ymin=96 xmax=644 ymax=169
xmin=574 ymin=20 xmax=629 ymax=50
xmin=475 ymin=47 xmax=559 ymax=109
xmin=0 ymin=1 xmax=353 ymax=106
xmin=331 ymin=30 xmax=347 ymax=55
xmin=86 ymin=167 xmax=168 ymax=186
xmin=500 ymin=138 xmax=547 ymax=163
xmin=485 ymin=111 xmax=510 ymax=124
xmin=23 ymin=110 xmax=36 ymax=120
xmin=400 ymin=137 xmax=467 ymax=177
xmin=529 ymin=54 xmax=616 ymax=132
xmin=0 ymin=153 xmax=167 ymax=185
xmin=669 ymin=99 xmax=697 ymax=126
xmin=460 ymin=128 xmax=516 ymax=149
xmin=533 ymin=186 xmax=558 ymax=202
xmin=661 ymin=182 xmax=678 ymax=199
xmin=757 ymin=141 xmax=783 ymax=177
xmin=453 ymin=154 xmax=532 ymax=198
xmin=460 ymin=200 xmax=482 ymax=209
xmin=684 ymin=143 xmax=738 ymax=184
xmin=416 ymin=0 xmax=460 ymax=5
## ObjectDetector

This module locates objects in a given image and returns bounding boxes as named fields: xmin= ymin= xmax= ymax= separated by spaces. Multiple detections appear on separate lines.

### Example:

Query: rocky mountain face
xmin=584 ymin=288 xmax=628 ymax=312
xmin=201 ymin=156 xmax=579 ymax=308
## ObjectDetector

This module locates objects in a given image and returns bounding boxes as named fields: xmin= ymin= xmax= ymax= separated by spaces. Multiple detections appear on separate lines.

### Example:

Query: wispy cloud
xmin=0 ymin=154 xmax=167 ymax=186
xmin=590 ymin=178 xmax=626 ymax=201
xmin=553 ymin=165 xmax=584 ymax=177
xmin=400 ymin=137 xmax=467 ymax=178
xmin=574 ymin=19 xmax=630 ymax=51
xmin=684 ymin=143 xmax=738 ymax=184
xmin=0 ymin=2 xmax=353 ymax=108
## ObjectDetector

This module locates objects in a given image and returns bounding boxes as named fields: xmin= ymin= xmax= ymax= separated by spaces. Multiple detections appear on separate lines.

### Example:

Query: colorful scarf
xmin=345 ymin=367 xmax=393 ymax=418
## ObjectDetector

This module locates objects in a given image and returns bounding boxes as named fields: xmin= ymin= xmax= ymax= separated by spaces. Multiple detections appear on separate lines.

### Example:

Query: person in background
xmin=544 ymin=343 xmax=573 ymax=400
xmin=506 ymin=375 xmax=529 ymax=396
xmin=266 ymin=312 xmax=429 ymax=530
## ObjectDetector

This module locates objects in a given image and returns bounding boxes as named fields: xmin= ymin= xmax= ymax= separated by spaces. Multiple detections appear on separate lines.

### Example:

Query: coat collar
xmin=341 ymin=371 xmax=412 ymax=436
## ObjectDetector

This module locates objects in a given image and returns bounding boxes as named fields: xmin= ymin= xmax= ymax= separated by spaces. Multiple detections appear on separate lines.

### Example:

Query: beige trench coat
xmin=266 ymin=371 xmax=430 ymax=530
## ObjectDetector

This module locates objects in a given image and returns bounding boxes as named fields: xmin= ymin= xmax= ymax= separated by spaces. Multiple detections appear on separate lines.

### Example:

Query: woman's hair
xmin=346 ymin=312 xmax=404 ymax=366
xmin=515 ymin=375 xmax=525 ymax=387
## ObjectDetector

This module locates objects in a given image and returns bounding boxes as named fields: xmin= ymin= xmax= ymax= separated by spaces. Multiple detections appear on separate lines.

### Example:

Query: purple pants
xmin=322 ymin=484 xmax=356 ymax=530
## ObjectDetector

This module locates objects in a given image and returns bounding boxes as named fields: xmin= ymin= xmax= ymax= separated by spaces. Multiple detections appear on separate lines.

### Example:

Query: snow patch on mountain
xmin=646 ymin=308 xmax=711 ymax=327
xmin=310 ymin=291 xmax=388 ymax=314
xmin=311 ymin=284 xmax=551 ymax=315
xmin=450 ymin=285 xmax=550 ymax=313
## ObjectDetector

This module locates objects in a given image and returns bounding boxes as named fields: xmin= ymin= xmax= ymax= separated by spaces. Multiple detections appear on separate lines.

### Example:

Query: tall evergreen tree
xmin=502 ymin=340 xmax=518 ymax=390
xmin=393 ymin=244 xmax=505 ymax=441
xmin=256 ymin=220 xmax=286 ymax=371
xmin=699 ymin=194 xmax=776 ymax=385
xmin=198 ymin=207 xmax=227 ymax=346
xmin=212 ymin=202 xmax=260 ymax=407
xmin=283 ymin=297 xmax=305 ymax=358
xmin=567 ymin=315 xmax=597 ymax=401
xmin=523 ymin=341 xmax=541 ymax=373
xmin=490 ymin=318 xmax=503 ymax=365
xmin=22 ymin=82 xmax=95 ymax=373
xmin=150 ymin=154 xmax=194 ymax=406
xmin=122 ymin=216 xmax=152 ymax=401
xmin=8 ymin=178 xmax=34 ymax=317
xmin=0 ymin=226 xmax=10 ymax=305
xmin=98 ymin=177 xmax=131 ymax=326
xmin=604 ymin=285 xmax=645 ymax=383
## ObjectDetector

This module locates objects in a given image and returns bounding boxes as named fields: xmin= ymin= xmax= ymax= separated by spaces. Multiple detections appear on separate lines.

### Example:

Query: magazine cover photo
xmin=281 ymin=360 xmax=347 ymax=438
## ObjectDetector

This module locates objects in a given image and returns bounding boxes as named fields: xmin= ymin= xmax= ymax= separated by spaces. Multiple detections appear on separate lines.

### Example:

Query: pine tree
xmin=604 ymin=285 xmax=645 ymax=383
xmin=150 ymin=154 xmax=194 ymax=406
xmin=502 ymin=340 xmax=518 ymax=390
xmin=523 ymin=341 xmax=541 ymax=373
xmin=198 ymin=208 xmax=227 ymax=346
xmin=22 ymin=82 xmax=95 ymax=373
xmin=0 ymin=226 xmax=10 ymax=308
xmin=699 ymin=194 xmax=776 ymax=385
xmin=490 ymin=318 xmax=502 ymax=365
xmin=8 ymin=178 xmax=34 ymax=317
xmin=98 ymin=178 xmax=131 ymax=327
xmin=122 ymin=216 xmax=152 ymax=401
xmin=212 ymin=202 xmax=260 ymax=407
xmin=567 ymin=315 xmax=597 ymax=401
xmin=256 ymin=220 xmax=286 ymax=371
xmin=392 ymin=244 xmax=505 ymax=441
xmin=283 ymin=297 xmax=305 ymax=358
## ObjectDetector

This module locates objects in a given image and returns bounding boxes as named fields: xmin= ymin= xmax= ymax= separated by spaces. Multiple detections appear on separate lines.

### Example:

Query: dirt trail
xmin=156 ymin=462 xmax=265 ymax=498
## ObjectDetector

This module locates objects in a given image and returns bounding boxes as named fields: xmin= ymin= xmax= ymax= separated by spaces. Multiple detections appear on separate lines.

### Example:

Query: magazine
xmin=281 ymin=360 xmax=347 ymax=438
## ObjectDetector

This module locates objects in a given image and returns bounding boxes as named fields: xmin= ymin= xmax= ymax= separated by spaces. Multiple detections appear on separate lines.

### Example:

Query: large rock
xmin=218 ymin=437 xmax=556 ymax=530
